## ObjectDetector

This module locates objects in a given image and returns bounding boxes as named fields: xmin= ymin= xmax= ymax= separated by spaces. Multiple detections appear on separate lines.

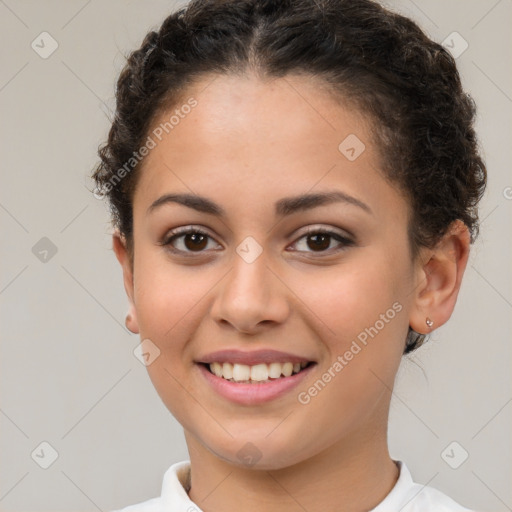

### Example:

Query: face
xmin=118 ymin=73 xmax=422 ymax=469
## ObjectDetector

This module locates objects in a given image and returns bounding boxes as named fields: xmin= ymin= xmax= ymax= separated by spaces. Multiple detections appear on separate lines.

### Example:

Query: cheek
xmin=131 ymin=251 xmax=211 ymax=418
xmin=288 ymin=258 xmax=407 ymax=448
xmin=291 ymin=249 xmax=410 ymax=417
xmin=293 ymin=252 xmax=408 ymax=348
xmin=132 ymin=250 xmax=213 ymax=343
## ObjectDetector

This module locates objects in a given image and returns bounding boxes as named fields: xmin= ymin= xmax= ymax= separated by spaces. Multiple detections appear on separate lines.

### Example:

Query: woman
xmin=93 ymin=0 xmax=486 ymax=510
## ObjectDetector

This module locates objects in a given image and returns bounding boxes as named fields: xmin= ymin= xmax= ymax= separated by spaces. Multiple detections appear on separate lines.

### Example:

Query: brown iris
xmin=184 ymin=232 xmax=208 ymax=251
xmin=306 ymin=233 xmax=331 ymax=251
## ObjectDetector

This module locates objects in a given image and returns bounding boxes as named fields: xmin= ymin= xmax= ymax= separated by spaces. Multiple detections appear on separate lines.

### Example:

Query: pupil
xmin=185 ymin=233 xmax=207 ymax=251
xmin=308 ymin=234 xmax=330 ymax=251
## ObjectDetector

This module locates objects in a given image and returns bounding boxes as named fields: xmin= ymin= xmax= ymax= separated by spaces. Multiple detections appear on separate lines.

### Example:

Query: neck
xmin=185 ymin=421 xmax=399 ymax=512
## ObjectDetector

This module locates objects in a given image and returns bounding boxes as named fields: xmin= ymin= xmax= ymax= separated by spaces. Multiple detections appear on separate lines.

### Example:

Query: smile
xmin=207 ymin=361 xmax=310 ymax=383
xmin=197 ymin=360 xmax=316 ymax=405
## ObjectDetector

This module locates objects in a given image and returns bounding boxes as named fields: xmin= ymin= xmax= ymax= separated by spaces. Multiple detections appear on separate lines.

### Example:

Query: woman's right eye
xmin=160 ymin=227 xmax=222 ymax=255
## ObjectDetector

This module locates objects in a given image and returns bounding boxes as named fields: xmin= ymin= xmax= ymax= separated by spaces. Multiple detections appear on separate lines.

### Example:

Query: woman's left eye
xmin=289 ymin=229 xmax=354 ymax=254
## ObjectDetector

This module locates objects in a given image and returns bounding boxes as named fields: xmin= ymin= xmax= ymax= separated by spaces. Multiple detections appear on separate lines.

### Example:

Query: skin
xmin=113 ymin=73 xmax=470 ymax=512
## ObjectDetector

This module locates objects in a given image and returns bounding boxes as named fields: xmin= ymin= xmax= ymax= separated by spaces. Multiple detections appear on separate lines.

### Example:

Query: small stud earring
xmin=425 ymin=317 xmax=433 ymax=328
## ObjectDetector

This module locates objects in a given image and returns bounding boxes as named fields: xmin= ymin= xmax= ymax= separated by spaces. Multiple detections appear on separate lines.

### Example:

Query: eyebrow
xmin=147 ymin=190 xmax=372 ymax=217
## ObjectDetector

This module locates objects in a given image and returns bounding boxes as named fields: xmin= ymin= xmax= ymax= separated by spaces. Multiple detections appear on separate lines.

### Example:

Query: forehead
xmin=157 ymin=72 xmax=368 ymax=151
xmin=133 ymin=73 xmax=407 ymax=225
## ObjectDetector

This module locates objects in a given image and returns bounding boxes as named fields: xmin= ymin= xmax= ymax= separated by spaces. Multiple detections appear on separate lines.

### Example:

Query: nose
xmin=210 ymin=250 xmax=290 ymax=334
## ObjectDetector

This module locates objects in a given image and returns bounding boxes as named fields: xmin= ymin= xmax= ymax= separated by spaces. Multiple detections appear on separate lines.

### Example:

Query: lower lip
xmin=197 ymin=363 xmax=315 ymax=405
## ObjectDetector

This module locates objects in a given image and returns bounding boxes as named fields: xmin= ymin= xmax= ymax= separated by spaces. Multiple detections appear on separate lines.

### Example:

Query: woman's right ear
xmin=112 ymin=230 xmax=140 ymax=334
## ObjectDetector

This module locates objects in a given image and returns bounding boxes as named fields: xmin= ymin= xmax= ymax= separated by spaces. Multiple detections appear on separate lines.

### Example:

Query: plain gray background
xmin=0 ymin=1 xmax=510 ymax=511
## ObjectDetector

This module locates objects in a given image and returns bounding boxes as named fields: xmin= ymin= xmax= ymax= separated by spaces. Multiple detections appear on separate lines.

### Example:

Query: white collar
xmin=122 ymin=459 xmax=472 ymax=511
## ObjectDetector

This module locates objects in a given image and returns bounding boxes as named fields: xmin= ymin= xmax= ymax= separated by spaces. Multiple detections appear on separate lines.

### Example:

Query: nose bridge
xmin=211 ymin=242 xmax=289 ymax=332
xmin=230 ymin=247 xmax=269 ymax=298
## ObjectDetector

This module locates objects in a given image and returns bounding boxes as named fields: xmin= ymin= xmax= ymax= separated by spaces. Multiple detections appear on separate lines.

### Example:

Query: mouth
xmin=195 ymin=349 xmax=317 ymax=404
xmin=200 ymin=361 xmax=314 ymax=383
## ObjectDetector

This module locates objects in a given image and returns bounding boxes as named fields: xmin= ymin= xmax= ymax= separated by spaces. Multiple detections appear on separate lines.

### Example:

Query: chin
xmin=203 ymin=432 xmax=313 ymax=471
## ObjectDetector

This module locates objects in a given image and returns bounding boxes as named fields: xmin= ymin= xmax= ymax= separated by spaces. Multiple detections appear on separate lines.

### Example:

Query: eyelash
xmin=159 ymin=225 xmax=355 ymax=257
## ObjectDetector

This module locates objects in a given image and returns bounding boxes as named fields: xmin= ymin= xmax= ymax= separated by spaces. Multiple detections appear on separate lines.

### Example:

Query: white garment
xmin=112 ymin=460 xmax=474 ymax=512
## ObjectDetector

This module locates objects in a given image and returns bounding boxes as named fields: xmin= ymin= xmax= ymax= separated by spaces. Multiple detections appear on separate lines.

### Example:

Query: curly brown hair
xmin=92 ymin=0 xmax=487 ymax=354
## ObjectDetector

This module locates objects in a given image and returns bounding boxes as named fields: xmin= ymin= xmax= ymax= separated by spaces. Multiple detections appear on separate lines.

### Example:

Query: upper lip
xmin=196 ymin=349 xmax=315 ymax=366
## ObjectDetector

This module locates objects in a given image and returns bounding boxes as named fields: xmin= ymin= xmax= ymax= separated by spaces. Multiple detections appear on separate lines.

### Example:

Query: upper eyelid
xmin=299 ymin=225 xmax=352 ymax=236
xmin=163 ymin=224 xmax=351 ymax=240
xmin=161 ymin=225 xmax=219 ymax=244
xmin=288 ymin=224 xmax=354 ymax=244
xmin=163 ymin=225 xmax=213 ymax=237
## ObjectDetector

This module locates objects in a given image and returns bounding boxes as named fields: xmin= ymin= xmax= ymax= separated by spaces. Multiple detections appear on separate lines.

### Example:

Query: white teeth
xmin=282 ymin=362 xmax=293 ymax=377
xmin=222 ymin=362 xmax=233 ymax=379
xmin=208 ymin=361 xmax=309 ymax=382
xmin=232 ymin=363 xmax=250 ymax=381
xmin=268 ymin=362 xmax=282 ymax=379
xmin=211 ymin=362 xmax=223 ymax=377
xmin=250 ymin=364 xmax=268 ymax=381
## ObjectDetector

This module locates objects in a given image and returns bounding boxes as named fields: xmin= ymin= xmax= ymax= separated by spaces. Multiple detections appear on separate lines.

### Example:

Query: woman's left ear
xmin=409 ymin=220 xmax=471 ymax=334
